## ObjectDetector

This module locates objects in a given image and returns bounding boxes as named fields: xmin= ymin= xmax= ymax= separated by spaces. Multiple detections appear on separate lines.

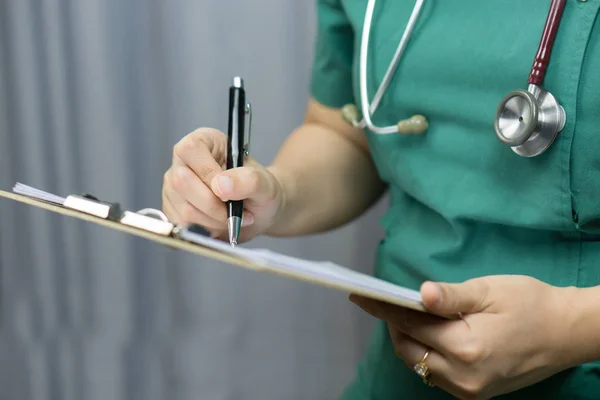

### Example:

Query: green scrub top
xmin=310 ymin=0 xmax=600 ymax=398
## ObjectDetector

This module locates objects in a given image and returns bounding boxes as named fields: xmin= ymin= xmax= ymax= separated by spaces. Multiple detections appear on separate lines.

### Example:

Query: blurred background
xmin=0 ymin=1 xmax=388 ymax=399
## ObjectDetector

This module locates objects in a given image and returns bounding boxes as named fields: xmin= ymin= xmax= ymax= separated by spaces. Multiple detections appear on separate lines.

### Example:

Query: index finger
xmin=173 ymin=132 xmax=224 ymax=186
xmin=349 ymin=295 xmax=468 ymax=355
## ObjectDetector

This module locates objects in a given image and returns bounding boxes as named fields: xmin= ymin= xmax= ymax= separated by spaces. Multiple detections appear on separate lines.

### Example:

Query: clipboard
xmin=0 ymin=183 xmax=426 ymax=313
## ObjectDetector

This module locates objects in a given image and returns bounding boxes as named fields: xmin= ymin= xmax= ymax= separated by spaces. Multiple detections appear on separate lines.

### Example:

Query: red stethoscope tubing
xmin=528 ymin=0 xmax=567 ymax=86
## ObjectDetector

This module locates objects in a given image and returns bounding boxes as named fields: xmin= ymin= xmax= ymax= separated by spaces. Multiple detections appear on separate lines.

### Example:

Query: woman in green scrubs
xmin=162 ymin=0 xmax=600 ymax=398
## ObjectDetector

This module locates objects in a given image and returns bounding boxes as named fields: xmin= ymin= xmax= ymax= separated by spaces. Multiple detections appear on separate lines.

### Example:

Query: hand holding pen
xmin=161 ymin=77 xmax=284 ymax=244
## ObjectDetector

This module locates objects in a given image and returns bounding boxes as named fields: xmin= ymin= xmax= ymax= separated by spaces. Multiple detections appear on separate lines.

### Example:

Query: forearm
xmin=265 ymin=122 xmax=385 ymax=237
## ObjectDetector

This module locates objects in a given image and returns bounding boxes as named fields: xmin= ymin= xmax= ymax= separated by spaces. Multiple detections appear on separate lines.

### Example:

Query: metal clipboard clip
xmin=63 ymin=194 xmax=175 ymax=236
xmin=12 ymin=183 xmax=213 ymax=240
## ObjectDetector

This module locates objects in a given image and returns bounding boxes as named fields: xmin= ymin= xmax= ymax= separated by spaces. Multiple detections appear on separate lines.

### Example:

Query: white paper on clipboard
xmin=3 ymin=183 xmax=426 ymax=312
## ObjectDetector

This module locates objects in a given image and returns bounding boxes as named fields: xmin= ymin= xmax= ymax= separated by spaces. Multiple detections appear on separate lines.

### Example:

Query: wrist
xmin=557 ymin=285 xmax=600 ymax=368
xmin=264 ymin=164 xmax=297 ymax=236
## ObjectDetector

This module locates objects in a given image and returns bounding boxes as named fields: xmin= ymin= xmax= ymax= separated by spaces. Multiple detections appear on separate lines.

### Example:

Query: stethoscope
xmin=341 ymin=0 xmax=567 ymax=157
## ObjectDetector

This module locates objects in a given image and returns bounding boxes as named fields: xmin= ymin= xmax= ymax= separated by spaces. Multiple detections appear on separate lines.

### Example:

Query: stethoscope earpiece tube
xmin=494 ymin=0 xmax=567 ymax=157
xmin=341 ymin=103 xmax=429 ymax=135
xmin=341 ymin=0 xmax=426 ymax=135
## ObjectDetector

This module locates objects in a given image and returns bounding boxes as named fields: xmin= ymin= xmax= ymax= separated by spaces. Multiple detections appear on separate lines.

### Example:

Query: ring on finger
xmin=413 ymin=349 xmax=435 ymax=387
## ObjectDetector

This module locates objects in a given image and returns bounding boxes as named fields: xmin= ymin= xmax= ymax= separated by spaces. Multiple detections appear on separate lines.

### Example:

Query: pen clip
xmin=244 ymin=102 xmax=252 ymax=156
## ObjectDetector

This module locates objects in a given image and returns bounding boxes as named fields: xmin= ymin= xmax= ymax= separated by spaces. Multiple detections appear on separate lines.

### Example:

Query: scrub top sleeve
xmin=309 ymin=0 xmax=355 ymax=109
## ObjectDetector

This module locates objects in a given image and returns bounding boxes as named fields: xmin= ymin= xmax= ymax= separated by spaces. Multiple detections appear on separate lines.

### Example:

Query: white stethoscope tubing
xmin=358 ymin=0 xmax=425 ymax=134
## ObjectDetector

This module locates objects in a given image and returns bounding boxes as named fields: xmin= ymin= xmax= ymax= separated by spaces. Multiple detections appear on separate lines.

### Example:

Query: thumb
xmin=421 ymin=279 xmax=489 ymax=317
xmin=211 ymin=166 xmax=276 ymax=203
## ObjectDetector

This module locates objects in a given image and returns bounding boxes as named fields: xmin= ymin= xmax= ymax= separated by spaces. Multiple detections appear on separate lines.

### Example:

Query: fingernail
xmin=242 ymin=213 xmax=254 ymax=226
xmin=217 ymin=175 xmax=234 ymax=195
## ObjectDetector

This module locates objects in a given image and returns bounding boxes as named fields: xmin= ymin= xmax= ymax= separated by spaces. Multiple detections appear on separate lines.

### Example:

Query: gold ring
xmin=413 ymin=350 xmax=435 ymax=387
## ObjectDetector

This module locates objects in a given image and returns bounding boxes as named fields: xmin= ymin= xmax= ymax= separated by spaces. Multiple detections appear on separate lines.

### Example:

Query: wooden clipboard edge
xmin=0 ymin=189 xmax=427 ymax=313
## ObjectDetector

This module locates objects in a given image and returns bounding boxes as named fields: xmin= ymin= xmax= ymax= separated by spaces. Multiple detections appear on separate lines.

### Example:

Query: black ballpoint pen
xmin=226 ymin=77 xmax=251 ymax=246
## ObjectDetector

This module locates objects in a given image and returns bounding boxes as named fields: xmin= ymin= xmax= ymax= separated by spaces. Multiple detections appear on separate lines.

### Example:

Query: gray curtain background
xmin=0 ymin=1 xmax=387 ymax=399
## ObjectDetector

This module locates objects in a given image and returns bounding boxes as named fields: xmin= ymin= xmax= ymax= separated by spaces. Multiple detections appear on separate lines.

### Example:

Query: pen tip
xmin=227 ymin=216 xmax=242 ymax=248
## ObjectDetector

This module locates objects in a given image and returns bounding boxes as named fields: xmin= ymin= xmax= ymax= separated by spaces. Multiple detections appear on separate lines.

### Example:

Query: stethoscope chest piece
xmin=494 ymin=85 xmax=566 ymax=157
xmin=493 ymin=0 xmax=568 ymax=157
